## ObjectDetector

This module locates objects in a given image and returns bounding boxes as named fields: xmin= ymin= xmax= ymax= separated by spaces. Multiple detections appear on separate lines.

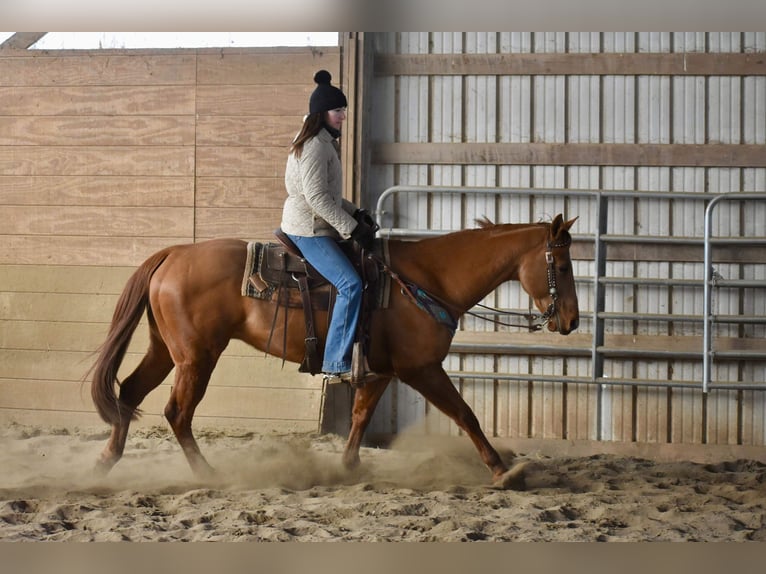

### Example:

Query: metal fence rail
xmin=375 ymin=185 xmax=766 ymax=394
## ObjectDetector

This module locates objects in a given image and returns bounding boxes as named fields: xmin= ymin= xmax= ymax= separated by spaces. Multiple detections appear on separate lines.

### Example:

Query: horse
xmin=89 ymin=214 xmax=579 ymax=489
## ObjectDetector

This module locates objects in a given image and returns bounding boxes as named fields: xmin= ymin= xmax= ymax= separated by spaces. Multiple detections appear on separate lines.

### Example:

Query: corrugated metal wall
xmin=360 ymin=32 xmax=766 ymax=449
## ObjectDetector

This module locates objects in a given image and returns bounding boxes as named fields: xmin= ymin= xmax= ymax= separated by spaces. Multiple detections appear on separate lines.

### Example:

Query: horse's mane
xmin=475 ymin=216 xmax=495 ymax=228
xmin=474 ymin=216 xmax=555 ymax=229
xmin=474 ymin=215 xmax=550 ymax=229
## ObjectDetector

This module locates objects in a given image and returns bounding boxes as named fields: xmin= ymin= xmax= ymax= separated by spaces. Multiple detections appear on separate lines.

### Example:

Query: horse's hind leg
xmin=163 ymin=356 xmax=218 ymax=478
xmin=97 ymin=330 xmax=174 ymax=474
xmin=342 ymin=376 xmax=392 ymax=470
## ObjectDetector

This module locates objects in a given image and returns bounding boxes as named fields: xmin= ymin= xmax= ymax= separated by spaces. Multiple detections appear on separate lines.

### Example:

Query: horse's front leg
xmin=342 ymin=376 xmax=391 ymax=470
xmin=399 ymin=363 xmax=526 ymax=489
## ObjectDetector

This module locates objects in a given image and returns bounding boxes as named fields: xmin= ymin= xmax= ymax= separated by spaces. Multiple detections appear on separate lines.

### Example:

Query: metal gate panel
xmin=373 ymin=185 xmax=766 ymax=445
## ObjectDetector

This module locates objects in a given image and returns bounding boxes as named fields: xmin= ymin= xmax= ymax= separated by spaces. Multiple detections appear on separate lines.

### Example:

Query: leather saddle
xmin=248 ymin=229 xmax=379 ymax=376
xmin=248 ymin=231 xmax=330 ymax=308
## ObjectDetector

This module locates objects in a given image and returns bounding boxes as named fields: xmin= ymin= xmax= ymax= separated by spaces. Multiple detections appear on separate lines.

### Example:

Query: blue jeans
xmin=286 ymin=234 xmax=361 ymax=373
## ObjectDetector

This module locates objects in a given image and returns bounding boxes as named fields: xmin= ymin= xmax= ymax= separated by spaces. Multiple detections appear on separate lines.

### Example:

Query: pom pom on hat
xmin=314 ymin=70 xmax=332 ymax=85
xmin=309 ymin=69 xmax=348 ymax=114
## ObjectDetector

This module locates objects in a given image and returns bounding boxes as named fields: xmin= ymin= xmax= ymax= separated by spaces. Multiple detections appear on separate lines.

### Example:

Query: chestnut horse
xmin=90 ymin=214 xmax=579 ymax=488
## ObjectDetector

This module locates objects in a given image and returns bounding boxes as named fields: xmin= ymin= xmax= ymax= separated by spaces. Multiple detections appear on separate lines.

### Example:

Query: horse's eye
xmin=558 ymin=265 xmax=569 ymax=274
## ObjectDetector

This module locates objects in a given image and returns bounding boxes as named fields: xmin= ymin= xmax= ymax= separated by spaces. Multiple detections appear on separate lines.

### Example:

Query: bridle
xmin=370 ymin=233 xmax=571 ymax=334
xmin=536 ymin=237 xmax=568 ymax=330
xmin=468 ymin=235 xmax=570 ymax=332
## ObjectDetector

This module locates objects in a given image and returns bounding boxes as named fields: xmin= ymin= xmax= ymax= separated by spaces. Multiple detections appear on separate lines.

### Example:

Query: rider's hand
xmin=350 ymin=219 xmax=376 ymax=251
xmin=353 ymin=209 xmax=380 ymax=232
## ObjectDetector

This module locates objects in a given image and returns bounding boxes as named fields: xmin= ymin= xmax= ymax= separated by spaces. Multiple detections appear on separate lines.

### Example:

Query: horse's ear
xmin=549 ymin=214 xmax=564 ymax=238
xmin=562 ymin=216 xmax=578 ymax=231
xmin=549 ymin=214 xmax=577 ymax=241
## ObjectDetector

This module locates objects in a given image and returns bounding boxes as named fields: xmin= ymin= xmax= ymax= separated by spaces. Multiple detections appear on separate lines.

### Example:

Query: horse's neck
xmin=391 ymin=224 xmax=546 ymax=313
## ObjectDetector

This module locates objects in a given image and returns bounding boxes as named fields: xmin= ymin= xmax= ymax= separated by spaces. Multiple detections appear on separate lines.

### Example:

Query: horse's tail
xmin=89 ymin=249 xmax=171 ymax=425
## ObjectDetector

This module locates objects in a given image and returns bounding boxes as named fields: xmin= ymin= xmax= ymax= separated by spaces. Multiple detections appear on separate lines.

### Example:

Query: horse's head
xmin=519 ymin=214 xmax=580 ymax=335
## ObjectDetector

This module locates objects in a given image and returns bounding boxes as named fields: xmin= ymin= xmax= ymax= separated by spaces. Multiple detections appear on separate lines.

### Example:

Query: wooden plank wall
xmin=0 ymin=47 xmax=341 ymax=431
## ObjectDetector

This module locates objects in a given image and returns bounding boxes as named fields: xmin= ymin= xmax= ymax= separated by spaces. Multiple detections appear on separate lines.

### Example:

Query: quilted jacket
xmin=281 ymin=128 xmax=358 ymax=239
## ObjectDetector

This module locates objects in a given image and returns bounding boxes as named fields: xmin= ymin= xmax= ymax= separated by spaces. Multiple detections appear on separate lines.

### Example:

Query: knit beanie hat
xmin=309 ymin=70 xmax=348 ymax=114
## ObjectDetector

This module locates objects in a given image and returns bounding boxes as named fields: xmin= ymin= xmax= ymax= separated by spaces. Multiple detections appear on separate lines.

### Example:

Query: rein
xmin=463 ymin=304 xmax=544 ymax=332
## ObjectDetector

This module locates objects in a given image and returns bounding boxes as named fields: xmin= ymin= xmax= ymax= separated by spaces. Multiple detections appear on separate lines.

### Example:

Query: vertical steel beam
xmin=592 ymin=194 xmax=609 ymax=439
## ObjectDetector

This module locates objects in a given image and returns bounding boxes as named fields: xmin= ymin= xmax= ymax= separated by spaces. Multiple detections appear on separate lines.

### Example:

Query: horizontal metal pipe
xmin=376 ymin=184 xmax=757 ymax=213
xmin=446 ymin=371 xmax=766 ymax=391
xmin=464 ymin=308 xmax=765 ymax=325
xmin=448 ymin=342 xmax=766 ymax=361
xmin=601 ymin=235 xmax=766 ymax=245
xmin=378 ymin=227 xmax=766 ymax=246
xmin=449 ymin=343 xmax=590 ymax=357
xmin=599 ymin=312 xmax=766 ymax=324
xmin=598 ymin=277 xmax=766 ymax=289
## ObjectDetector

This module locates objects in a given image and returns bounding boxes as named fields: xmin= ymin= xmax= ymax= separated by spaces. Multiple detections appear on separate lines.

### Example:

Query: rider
xmin=280 ymin=70 xmax=378 ymax=385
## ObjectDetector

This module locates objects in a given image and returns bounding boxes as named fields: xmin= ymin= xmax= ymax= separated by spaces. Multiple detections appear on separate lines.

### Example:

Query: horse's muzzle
xmin=550 ymin=317 xmax=578 ymax=335
xmin=560 ymin=318 xmax=579 ymax=335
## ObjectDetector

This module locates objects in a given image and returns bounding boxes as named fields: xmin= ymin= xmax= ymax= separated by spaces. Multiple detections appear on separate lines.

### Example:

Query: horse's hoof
xmin=194 ymin=465 xmax=219 ymax=482
xmin=491 ymin=461 xmax=529 ymax=490
xmin=342 ymin=454 xmax=361 ymax=471
xmin=94 ymin=456 xmax=116 ymax=477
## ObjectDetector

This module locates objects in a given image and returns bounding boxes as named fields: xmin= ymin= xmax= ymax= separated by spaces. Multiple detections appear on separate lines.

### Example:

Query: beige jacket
xmin=281 ymin=128 xmax=357 ymax=239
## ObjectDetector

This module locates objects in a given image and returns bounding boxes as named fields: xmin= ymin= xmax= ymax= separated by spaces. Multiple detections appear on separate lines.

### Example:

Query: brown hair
xmin=289 ymin=112 xmax=324 ymax=158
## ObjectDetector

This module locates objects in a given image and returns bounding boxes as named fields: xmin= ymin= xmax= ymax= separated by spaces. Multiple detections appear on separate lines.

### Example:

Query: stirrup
xmin=322 ymin=343 xmax=379 ymax=387
xmin=322 ymin=370 xmax=380 ymax=387
xmin=351 ymin=341 xmax=369 ymax=383
xmin=351 ymin=342 xmax=382 ymax=387
xmin=322 ymin=372 xmax=348 ymax=385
